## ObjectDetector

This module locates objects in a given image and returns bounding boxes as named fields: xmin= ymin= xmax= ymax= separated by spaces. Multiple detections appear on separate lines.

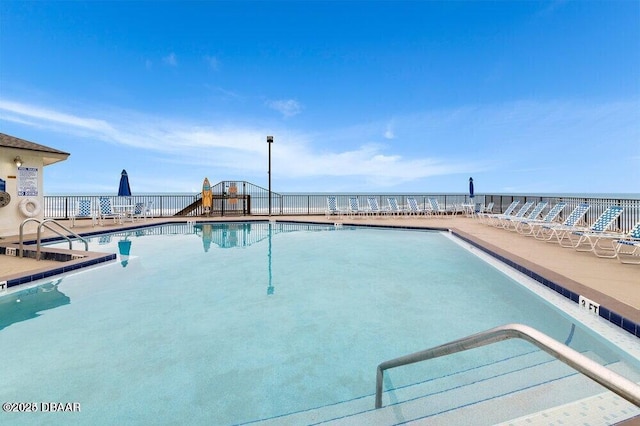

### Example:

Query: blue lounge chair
xmin=517 ymin=202 xmax=567 ymax=236
xmin=566 ymin=206 xmax=627 ymax=252
xmin=534 ymin=203 xmax=591 ymax=242
xmin=557 ymin=205 xmax=623 ymax=248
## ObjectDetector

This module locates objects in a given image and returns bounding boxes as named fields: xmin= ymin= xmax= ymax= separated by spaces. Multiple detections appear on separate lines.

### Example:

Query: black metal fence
xmin=43 ymin=183 xmax=640 ymax=232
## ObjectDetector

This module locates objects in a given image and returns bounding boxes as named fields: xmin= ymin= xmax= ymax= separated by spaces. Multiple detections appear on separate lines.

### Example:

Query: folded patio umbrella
xmin=118 ymin=169 xmax=132 ymax=197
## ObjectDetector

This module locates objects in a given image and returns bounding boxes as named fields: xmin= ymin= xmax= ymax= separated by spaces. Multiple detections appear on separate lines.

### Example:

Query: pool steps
xmin=252 ymin=352 xmax=639 ymax=425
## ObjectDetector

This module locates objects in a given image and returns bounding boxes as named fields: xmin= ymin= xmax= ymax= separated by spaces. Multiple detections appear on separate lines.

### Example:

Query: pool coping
xmin=1 ymin=218 xmax=638 ymax=340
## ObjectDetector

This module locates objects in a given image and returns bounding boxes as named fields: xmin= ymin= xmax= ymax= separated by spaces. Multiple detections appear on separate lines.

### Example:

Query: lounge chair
xmin=480 ymin=202 xmax=494 ymax=214
xmin=516 ymin=202 xmax=567 ymax=236
xmin=71 ymin=199 xmax=96 ymax=227
xmin=492 ymin=201 xmax=534 ymax=228
xmin=562 ymin=206 xmax=625 ymax=251
xmin=503 ymin=201 xmax=548 ymax=231
xmin=347 ymin=197 xmax=366 ymax=218
xmin=325 ymin=196 xmax=344 ymax=219
xmin=98 ymin=196 xmax=123 ymax=225
xmin=533 ymin=203 xmax=591 ymax=242
xmin=535 ymin=203 xmax=591 ymax=242
xmin=406 ymin=197 xmax=428 ymax=216
xmin=366 ymin=196 xmax=387 ymax=217
xmin=427 ymin=197 xmax=449 ymax=217
xmin=386 ymin=197 xmax=406 ymax=216
xmin=471 ymin=202 xmax=494 ymax=219
xmin=478 ymin=200 xmax=519 ymax=224
xmin=615 ymin=222 xmax=640 ymax=264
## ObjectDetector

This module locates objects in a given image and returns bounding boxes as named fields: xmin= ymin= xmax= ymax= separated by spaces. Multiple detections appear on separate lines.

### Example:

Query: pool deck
xmin=1 ymin=215 xmax=638 ymax=329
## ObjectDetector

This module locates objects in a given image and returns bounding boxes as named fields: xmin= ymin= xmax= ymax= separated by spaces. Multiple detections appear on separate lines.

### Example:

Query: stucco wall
xmin=0 ymin=149 xmax=45 ymax=237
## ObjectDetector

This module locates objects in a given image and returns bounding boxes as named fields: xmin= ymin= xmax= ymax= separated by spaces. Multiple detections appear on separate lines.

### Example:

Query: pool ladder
xmin=375 ymin=323 xmax=640 ymax=409
xmin=19 ymin=218 xmax=89 ymax=260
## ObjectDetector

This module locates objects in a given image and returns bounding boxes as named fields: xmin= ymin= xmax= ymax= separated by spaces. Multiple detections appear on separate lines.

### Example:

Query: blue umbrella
xmin=469 ymin=177 xmax=475 ymax=199
xmin=118 ymin=169 xmax=132 ymax=197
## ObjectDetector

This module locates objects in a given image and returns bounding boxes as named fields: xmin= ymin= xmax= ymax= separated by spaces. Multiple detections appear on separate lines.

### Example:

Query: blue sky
xmin=1 ymin=1 xmax=639 ymax=195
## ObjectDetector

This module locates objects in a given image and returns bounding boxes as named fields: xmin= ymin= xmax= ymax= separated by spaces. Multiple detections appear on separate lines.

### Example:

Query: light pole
xmin=267 ymin=136 xmax=273 ymax=216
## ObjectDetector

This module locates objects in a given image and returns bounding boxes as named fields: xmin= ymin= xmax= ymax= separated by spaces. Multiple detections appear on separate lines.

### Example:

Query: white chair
xmin=534 ymin=203 xmax=591 ymax=242
xmin=143 ymin=200 xmax=154 ymax=219
xmin=130 ymin=202 xmax=146 ymax=222
xmin=98 ymin=196 xmax=123 ymax=225
xmin=71 ymin=199 xmax=96 ymax=227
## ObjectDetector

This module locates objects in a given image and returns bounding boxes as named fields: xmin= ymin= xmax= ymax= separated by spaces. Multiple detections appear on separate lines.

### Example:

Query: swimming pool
xmin=1 ymin=222 xmax=639 ymax=425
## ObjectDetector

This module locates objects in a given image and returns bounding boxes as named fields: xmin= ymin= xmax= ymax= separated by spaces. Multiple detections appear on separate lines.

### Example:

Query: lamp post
xmin=267 ymin=136 xmax=274 ymax=216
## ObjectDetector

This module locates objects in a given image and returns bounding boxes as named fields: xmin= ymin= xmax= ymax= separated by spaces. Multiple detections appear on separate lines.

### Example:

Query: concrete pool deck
xmin=1 ymin=215 xmax=638 ymax=329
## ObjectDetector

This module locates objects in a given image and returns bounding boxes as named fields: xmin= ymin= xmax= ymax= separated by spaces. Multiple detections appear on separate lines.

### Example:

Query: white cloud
xmin=266 ymin=99 xmax=302 ymax=118
xmin=2 ymin=96 xmax=637 ymax=192
xmin=163 ymin=53 xmax=178 ymax=66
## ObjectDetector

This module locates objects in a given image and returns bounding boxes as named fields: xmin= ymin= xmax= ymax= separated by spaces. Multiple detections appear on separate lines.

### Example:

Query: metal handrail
xmin=18 ymin=218 xmax=89 ymax=260
xmin=36 ymin=219 xmax=89 ymax=260
xmin=19 ymin=218 xmax=43 ymax=258
xmin=375 ymin=323 xmax=640 ymax=409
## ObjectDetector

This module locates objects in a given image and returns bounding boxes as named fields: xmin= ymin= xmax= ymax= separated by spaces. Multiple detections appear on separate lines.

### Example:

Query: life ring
xmin=19 ymin=198 xmax=42 ymax=217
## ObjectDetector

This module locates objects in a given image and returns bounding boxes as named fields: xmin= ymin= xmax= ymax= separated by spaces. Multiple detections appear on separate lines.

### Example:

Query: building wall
xmin=0 ymin=149 xmax=46 ymax=237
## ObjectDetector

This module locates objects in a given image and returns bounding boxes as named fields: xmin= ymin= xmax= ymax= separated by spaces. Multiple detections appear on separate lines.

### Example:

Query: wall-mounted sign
xmin=17 ymin=167 xmax=38 ymax=196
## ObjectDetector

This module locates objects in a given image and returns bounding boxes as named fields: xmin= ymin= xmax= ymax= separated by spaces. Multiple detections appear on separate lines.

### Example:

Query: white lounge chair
xmin=503 ymin=201 xmax=548 ymax=231
xmin=478 ymin=200 xmax=519 ymax=224
xmin=427 ymin=197 xmax=449 ymax=217
xmin=347 ymin=197 xmax=366 ymax=218
xmin=325 ymin=196 xmax=344 ymax=219
xmin=564 ymin=206 xmax=625 ymax=251
xmin=366 ymin=196 xmax=387 ymax=217
xmin=386 ymin=197 xmax=405 ymax=216
xmin=493 ymin=201 xmax=534 ymax=228
xmin=517 ymin=202 xmax=567 ymax=236
xmin=615 ymin=222 xmax=640 ymax=264
xmin=534 ymin=203 xmax=591 ymax=242
xmin=406 ymin=197 xmax=428 ymax=216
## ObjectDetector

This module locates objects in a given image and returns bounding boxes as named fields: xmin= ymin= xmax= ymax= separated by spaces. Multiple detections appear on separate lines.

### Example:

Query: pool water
xmin=1 ymin=222 xmax=638 ymax=425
